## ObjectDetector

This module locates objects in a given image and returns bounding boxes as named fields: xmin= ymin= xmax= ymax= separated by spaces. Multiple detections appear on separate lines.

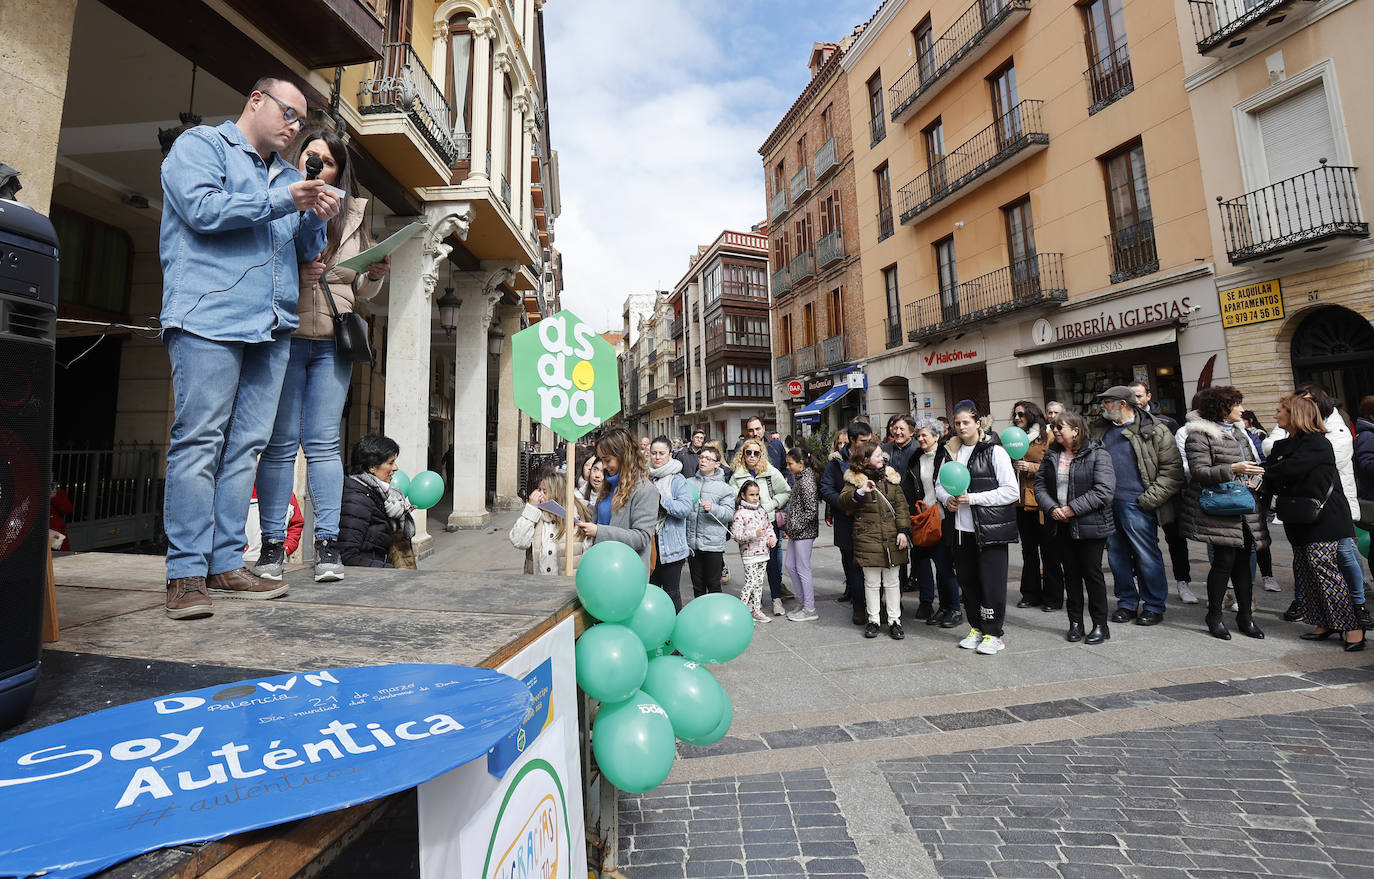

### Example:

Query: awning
xmin=1014 ymin=324 xmax=1178 ymax=369
xmin=795 ymin=384 xmax=853 ymax=424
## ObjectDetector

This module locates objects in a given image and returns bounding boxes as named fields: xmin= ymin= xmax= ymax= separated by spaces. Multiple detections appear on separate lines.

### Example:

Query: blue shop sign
xmin=0 ymin=664 xmax=531 ymax=879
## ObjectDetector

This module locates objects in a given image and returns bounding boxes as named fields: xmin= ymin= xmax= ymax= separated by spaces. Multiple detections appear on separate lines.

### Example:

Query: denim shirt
xmin=159 ymin=121 xmax=328 ymax=342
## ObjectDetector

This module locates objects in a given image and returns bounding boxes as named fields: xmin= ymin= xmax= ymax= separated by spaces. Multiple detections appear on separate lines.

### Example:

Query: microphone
xmin=301 ymin=154 xmax=324 ymax=217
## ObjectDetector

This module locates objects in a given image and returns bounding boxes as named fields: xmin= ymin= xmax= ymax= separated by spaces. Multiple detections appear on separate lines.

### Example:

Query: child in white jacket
xmin=509 ymin=473 xmax=591 ymax=575
xmin=730 ymin=479 xmax=777 ymax=623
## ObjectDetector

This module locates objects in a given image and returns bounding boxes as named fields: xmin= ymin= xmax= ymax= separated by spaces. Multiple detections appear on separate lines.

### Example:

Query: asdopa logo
xmin=482 ymin=759 xmax=571 ymax=879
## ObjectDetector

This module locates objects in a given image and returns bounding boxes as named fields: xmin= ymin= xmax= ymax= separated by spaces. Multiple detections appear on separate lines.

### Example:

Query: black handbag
xmin=1275 ymin=480 xmax=1333 ymax=526
xmin=319 ymin=281 xmax=373 ymax=364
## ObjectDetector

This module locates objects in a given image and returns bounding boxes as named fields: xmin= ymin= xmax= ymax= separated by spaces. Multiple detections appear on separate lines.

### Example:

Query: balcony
xmin=1105 ymin=220 xmax=1160 ymax=284
xmin=648 ymin=349 xmax=659 ymax=366
xmin=817 ymin=230 xmax=845 ymax=268
xmin=877 ymin=206 xmax=895 ymax=243
xmin=1188 ymin=0 xmax=1322 ymax=57
xmin=905 ymin=252 xmax=1067 ymax=342
xmin=671 ymin=315 xmax=683 ymax=339
xmin=869 ymin=114 xmax=886 ymax=148
xmin=898 ymin=100 xmax=1048 ymax=225
xmin=793 ymin=344 xmax=818 ymax=375
xmin=790 ymin=166 xmax=812 ymax=204
xmin=775 ymin=353 xmax=792 ymax=379
xmin=1085 ymin=44 xmax=1134 ymax=115
xmin=358 ymin=42 xmax=466 ymax=169
xmin=672 ymin=355 xmax=685 ymax=377
xmin=814 ymin=138 xmax=838 ymax=180
xmin=1218 ymin=163 xmax=1368 ymax=265
xmin=647 ymin=389 xmax=659 ymax=404
xmin=789 ymin=250 xmax=816 ymax=284
xmin=674 ymin=397 xmax=687 ymax=416
xmin=769 ymin=187 xmax=789 ymax=222
xmin=222 ymin=0 xmax=383 ymax=67
xmin=771 ymin=267 xmax=792 ymax=297
xmin=500 ymin=175 xmax=512 ymax=212
xmin=890 ymin=0 xmax=1032 ymax=125
xmin=822 ymin=332 xmax=849 ymax=368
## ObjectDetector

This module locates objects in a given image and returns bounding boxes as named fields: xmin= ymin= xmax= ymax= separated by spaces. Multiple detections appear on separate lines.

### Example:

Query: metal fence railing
xmin=52 ymin=445 xmax=165 ymax=551
xmin=1218 ymin=162 xmax=1367 ymax=264
xmin=358 ymin=42 xmax=466 ymax=165
xmin=1085 ymin=43 xmax=1134 ymax=115
xmin=906 ymin=252 xmax=1067 ymax=341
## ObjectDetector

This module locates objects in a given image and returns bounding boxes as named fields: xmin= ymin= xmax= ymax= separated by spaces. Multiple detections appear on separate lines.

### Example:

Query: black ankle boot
xmin=1205 ymin=613 xmax=1231 ymax=640
xmin=1066 ymin=620 xmax=1084 ymax=642
xmin=1084 ymin=624 xmax=1109 ymax=645
xmin=1235 ymin=616 xmax=1265 ymax=639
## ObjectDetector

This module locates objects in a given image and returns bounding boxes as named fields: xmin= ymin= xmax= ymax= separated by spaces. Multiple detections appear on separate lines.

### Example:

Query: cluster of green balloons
xmin=573 ymin=541 xmax=753 ymax=793
xmin=391 ymin=469 xmax=444 ymax=510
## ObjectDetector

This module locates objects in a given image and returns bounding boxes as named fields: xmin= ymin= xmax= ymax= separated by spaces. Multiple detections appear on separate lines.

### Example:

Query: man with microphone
xmin=158 ymin=75 xmax=340 ymax=620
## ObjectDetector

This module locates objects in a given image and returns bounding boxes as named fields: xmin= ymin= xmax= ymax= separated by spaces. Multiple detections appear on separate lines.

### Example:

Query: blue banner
xmin=486 ymin=657 xmax=553 ymax=778
xmin=0 ymin=664 xmax=531 ymax=879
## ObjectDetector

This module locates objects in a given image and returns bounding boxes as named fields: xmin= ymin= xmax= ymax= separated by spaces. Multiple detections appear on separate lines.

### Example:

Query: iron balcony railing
xmin=771 ymin=266 xmax=791 ymax=297
xmin=869 ymin=113 xmax=886 ymax=148
xmin=1218 ymin=162 xmax=1368 ymax=264
xmin=359 ymin=41 xmax=466 ymax=165
xmin=814 ymin=137 xmax=838 ymax=180
xmin=776 ymin=353 xmax=792 ymax=379
xmin=671 ymin=315 xmax=683 ymax=338
xmin=790 ymin=166 xmax=812 ymax=204
xmin=648 ymin=349 xmax=658 ymax=366
xmin=816 ymin=230 xmax=845 ymax=268
xmin=1106 ymin=219 xmax=1160 ymax=284
xmin=794 ymin=344 xmax=817 ymax=375
xmin=1086 ymin=44 xmax=1134 ymax=115
xmin=674 ymin=397 xmax=687 ymax=415
xmin=790 ymin=250 xmax=816 ymax=284
xmin=906 ymin=252 xmax=1067 ymax=341
xmin=886 ymin=315 xmax=902 ymax=349
xmin=672 ymin=355 xmax=685 ymax=377
xmin=877 ymin=206 xmax=895 ymax=242
xmin=52 ymin=445 xmax=165 ymax=551
xmin=647 ymin=388 xmax=659 ymax=403
xmin=1188 ymin=0 xmax=1316 ymax=55
xmin=889 ymin=0 xmax=1032 ymax=124
xmin=769 ymin=187 xmax=789 ymax=222
xmin=898 ymin=99 xmax=1047 ymax=225
xmin=500 ymin=175 xmax=512 ymax=211
xmin=822 ymin=332 xmax=848 ymax=367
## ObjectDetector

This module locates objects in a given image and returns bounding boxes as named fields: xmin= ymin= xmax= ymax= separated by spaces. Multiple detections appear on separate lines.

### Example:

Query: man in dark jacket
xmin=675 ymin=428 xmax=707 ymax=479
xmin=1090 ymin=386 xmax=1185 ymax=625
xmin=1132 ymin=381 xmax=1191 ymax=602
xmin=823 ymin=419 xmax=873 ymax=624
xmin=883 ymin=415 xmax=919 ymax=593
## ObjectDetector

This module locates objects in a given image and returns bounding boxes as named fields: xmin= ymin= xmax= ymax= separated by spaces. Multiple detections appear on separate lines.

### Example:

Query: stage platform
xmin=3 ymin=552 xmax=588 ymax=879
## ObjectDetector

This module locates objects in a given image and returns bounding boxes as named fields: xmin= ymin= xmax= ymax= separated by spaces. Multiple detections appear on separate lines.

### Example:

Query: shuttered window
xmin=1257 ymin=83 xmax=1336 ymax=183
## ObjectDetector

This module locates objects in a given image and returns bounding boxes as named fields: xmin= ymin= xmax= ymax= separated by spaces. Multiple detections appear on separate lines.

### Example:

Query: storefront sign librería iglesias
xmin=1218 ymin=279 xmax=1284 ymax=329
xmin=1032 ymin=296 xmax=1194 ymax=345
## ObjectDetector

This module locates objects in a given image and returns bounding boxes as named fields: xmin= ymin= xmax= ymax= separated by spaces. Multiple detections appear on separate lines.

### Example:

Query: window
xmin=1081 ymin=0 xmax=1131 ymax=111
xmin=867 ymin=72 xmax=886 ymax=146
xmin=773 ymin=234 xmax=789 ymax=274
xmin=923 ymin=119 xmax=947 ymax=193
xmin=721 ymin=262 xmax=767 ymax=300
xmin=797 ymin=133 xmax=807 ymax=171
xmin=1003 ymin=196 xmax=1041 ymax=296
xmin=827 ymin=288 xmax=844 ymax=337
xmin=779 ymin=315 xmax=793 ymax=355
xmin=820 ymin=105 xmax=834 ymax=141
xmin=988 ymin=62 xmax=1021 ymax=147
xmin=703 ymin=262 xmax=722 ymax=306
xmin=914 ymin=18 xmax=935 ymax=83
xmin=876 ymin=163 xmax=894 ymax=241
xmin=446 ymin=13 xmax=474 ymax=137
xmin=818 ymin=190 xmax=842 ymax=239
xmin=935 ymin=236 xmax=959 ymax=323
xmin=773 ymin=161 xmax=786 ymax=199
xmin=694 ymin=345 xmax=701 ymax=366
xmin=710 ymin=365 xmax=771 ymax=400
xmin=883 ymin=265 xmax=901 ymax=348
xmin=726 ymin=314 xmax=770 ymax=348
xmin=1101 ymin=140 xmax=1158 ymax=281
xmin=793 ymin=213 xmax=814 ymax=257
xmin=51 ymin=206 xmax=133 ymax=317
xmin=1255 ymin=82 xmax=1337 ymax=184
xmin=802 ymin=303 xmax=816 ymax=346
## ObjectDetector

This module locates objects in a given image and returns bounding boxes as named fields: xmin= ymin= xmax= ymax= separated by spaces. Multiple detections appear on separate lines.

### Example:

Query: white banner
xmin=418 ymin=617 xmax=585 ymax=879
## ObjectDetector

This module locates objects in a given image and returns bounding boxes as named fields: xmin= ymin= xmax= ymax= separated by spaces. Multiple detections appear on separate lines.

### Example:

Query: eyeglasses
xmin=1013 ymin=410 xmax=1027 ymax=418
xmin=743 ymin=450 xmax=761 ymax=457
xmin=1051 ymin=424 xmax=1072 ymax=432
xmin=259 ymin=91 xmax=303 ymax=127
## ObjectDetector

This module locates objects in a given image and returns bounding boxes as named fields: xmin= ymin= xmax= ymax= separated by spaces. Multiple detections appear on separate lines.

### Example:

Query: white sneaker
xmin=773 ymin=598 xmax=785 ymax=616
xmin=1177 ymin=581 xmax=1198 ymax=604
xmin=786 ymin=608 xmax=819 ymax=621
xmin=1262 ymin=576 xmax=1281 ymax=592
xmin=752 ymin=609 xmax=771 ymax=623
xmin=958 ymin=628 xmax=983 ymax=649
xmin=975 ymin=635 xmax=1006 ymax=655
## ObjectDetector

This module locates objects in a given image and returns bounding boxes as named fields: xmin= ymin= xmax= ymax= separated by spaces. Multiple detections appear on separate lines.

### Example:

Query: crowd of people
xmin=523 ymin=380 xmax=1373 ymax=657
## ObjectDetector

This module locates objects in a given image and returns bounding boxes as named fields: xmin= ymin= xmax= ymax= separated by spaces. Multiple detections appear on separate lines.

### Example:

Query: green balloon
xmin=688 ymin=483 xmax=701 ymax=505
xmin=391 ymin=469 xmax=411 ymax=497
xmin=627 ymin=585 xmax=677 ymax=651
xmin=576 ymin=541 xmax=648 ymax=623
xmin=1000 ymin=426 xmax=1030 ymax=461
xmin=682 ymin=688 xmax=733 ymax=747
xmin=647 ymin=640 xmax=675 ymax=659
xmin=671 ymin=593 xmax=754 ymax=665
xmin=1357 ymin=526 xmax=1370 ymax=559
xmin=591 ymin=690 xmax=676 ymax=793
xmin=938 ymin=461 xmax=971 ymax=496
xmin=575 ymin=623 xmax=648 ymax=704
xmin=641 ymin=656 xmax=726 ymax=741
xmin=407 ymin=470 xmax=444 ymax=509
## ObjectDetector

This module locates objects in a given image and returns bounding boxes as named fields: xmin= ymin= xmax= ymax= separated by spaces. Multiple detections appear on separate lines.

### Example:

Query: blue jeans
xmin=164 ymin=330 xmax=291 ymax=579
xmin=1336 ymin=537 xmax=1367 ymax=605
xmin=256 ymin=337 xmax=352 ymax=541
xmin=1106 ymin=499 xmax=1169 ymax=614
xmin=912 ymin=529 xmax=961 ymax=612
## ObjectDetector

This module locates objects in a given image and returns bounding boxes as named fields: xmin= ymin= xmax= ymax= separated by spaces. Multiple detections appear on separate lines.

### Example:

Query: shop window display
xmin=1040 ymin=344 xmax=1184 ymax=418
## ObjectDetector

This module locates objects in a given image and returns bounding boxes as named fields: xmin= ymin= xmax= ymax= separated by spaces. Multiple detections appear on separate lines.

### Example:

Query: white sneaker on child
xmin=1177 ymin=581 xmax=1198 ymax=604
xmin=1262 ymin=576 xmax=1281 ymax=592
xmin=958 ymin=629 xmax=983 ymax=649
xmin=786 ymin=608 xmax=819 ymax=622
xmin=773 ymin=598 xmax=785 ymax=616
xmin=975 ymin=635 xmax=1006 ymax=655
xmin=752 ymin=609 xmax=771 ymax=623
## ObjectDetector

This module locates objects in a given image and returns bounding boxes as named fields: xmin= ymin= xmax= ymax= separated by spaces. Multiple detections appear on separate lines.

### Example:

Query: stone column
xmin=385 ymin=203 xmax=476 ymax=551
xmin=467 ymin=16 xmax=495 ymax=182
xmin=431 ymin=20 xmax=448 ymax=85
xmin=493 ymin=302 xmax=522 ymax=508
xmin=448 ymin=265 xmax=517 ymax=528
xmin=0 ymin=0 xmax=78 ymax=213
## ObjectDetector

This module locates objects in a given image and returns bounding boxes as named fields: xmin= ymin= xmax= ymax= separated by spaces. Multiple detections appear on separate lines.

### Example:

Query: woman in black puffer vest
xmin=1035 ymin=410 xmax=1116 ymax=644
xmin=338 ymin=434 xmax=415 ymax=568
xmin=934 ymin=402 xmax=1019 ymax=656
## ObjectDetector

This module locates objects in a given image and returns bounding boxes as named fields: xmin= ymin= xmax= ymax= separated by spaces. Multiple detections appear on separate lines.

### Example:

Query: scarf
xmin=598 ymin=473 xmax=618 ymax=526
xmin=647 ymin=457 xmax=683 ymax=503
xmin=1026 ymin=423 xmax=1042 ymax=443
xmin=354 ymin=472 xmax=415 ymax=539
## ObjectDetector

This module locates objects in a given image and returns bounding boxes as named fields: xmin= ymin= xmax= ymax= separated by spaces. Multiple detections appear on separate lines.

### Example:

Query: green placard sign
xmin=512 ymin=309 xmax=621 ymax=441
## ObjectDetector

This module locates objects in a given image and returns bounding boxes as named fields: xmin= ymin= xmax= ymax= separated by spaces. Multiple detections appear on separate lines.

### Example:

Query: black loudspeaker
xmin=0 ymin=197 xmax=58 ymax=731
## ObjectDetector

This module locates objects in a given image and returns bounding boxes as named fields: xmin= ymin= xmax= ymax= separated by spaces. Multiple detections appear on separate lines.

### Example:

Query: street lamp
xmin=437 ymin=287 xmax=462 ymax=337
xmin=488 ymin=324 xmax=506 ymax=357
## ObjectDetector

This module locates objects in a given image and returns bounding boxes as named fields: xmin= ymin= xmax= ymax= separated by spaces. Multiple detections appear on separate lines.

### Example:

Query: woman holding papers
xmin=254 ymin=127 xmax=391 ymax=584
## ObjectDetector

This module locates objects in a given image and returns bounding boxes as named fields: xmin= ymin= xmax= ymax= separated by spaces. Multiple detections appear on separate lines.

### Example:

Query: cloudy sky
xmin=544 ymin=0 xmax=879 ymax=331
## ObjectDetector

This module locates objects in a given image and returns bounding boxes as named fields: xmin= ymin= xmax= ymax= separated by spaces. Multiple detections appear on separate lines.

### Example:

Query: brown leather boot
xmin=208 ymin=567 xmax=289 ymax=600
xmin=166 ymin=577 xmax=213 ymax=619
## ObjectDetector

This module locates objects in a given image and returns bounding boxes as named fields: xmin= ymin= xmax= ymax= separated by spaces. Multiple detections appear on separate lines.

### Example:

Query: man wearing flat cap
xmin=1090 ymin=385 xmax=1185 ymax=626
